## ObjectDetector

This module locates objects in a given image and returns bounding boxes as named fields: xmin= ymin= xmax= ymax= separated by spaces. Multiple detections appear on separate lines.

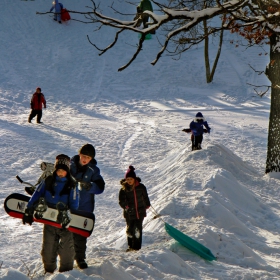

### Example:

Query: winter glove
xmin=79 ymin=182 xmax=91 ymax=191
xmin=56 ymin=202 xmax=71 ymax=228
xmin=22 ymin=208 xmax=34 ymax=225
xmin=207 ymin=128 xmax=211 ymax=134
xmin=57 ymin=210 xmax=71 ymax=229
xmin=44 ymin=106 xmax=46 ymax=109
xmin=125 ymin=207 xmax=134 ymax=218
xmin=33 ymin=197 xmax=48 ymax=219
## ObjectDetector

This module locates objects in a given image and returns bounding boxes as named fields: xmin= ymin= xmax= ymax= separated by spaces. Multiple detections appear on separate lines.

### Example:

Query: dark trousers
xmin=73 ymin=233 xmax=87 ymax=260
xmin=191 ymin=134 xmax=203 ymax=150
xmin=41 ymin=225 xmax=75 ymax=273
xmin=29 ymin=109 xmax=42 ymax=123
xmin=125 ymin=217 xmax=144 ymax=250
xmin=142 ymin=14 xmax=150 ymax=28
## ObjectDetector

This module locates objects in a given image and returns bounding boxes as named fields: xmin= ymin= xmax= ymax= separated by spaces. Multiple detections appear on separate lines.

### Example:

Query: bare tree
xmin=50 ymin=0 xmax=280 ymax=173
xmin=164 ymin=0 xmax=225 ymax=83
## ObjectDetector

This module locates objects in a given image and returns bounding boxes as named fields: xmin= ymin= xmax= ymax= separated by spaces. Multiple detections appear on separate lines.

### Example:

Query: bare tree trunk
xmin=265 ymin=34 xmax=280 ymax=173
xmin=203 ymin=19 xmax=224 ymax=83
xmin=204 ymin=19 xmax=211 ymax=83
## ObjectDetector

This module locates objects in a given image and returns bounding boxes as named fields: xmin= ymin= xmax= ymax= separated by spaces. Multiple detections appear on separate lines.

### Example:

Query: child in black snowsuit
xmin=119 ymin=166 xmax=151 ymax=251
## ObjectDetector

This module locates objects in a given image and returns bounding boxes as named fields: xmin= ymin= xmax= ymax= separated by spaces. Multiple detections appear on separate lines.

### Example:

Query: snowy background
xmin=0 ymin=0 xmax=279 ymax=279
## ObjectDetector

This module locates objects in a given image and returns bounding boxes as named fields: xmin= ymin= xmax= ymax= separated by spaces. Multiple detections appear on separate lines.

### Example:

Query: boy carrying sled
xmin=22 ymin=154 xmax=78 ymax=273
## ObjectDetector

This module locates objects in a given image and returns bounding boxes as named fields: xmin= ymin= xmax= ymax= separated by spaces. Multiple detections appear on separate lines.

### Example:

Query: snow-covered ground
xmin=1 ymin=0 xmax=279 ymax=279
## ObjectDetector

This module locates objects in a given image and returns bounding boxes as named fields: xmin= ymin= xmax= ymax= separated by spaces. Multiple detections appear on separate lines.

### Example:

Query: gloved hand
xmin=207 ymin=129 xmax=211 ymax=134
xmin=125 ymin=207 xmax=134 ymax=217
xmin=34 ymin=197 xmax=48 ymax=219
xmin=44 ymin=106 xmax=46 ymax=109
xmin=57 ymin=209 xmax=71 ymax=228
xmin=22 ymin=208 xmax=34 ymax=225
xmin=80 ymin=182 xmax=91 ymax=191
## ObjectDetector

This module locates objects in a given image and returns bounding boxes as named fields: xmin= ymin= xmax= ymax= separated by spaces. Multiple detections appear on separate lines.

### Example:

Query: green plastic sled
xmin=165 ymin=223 xmax=216 ymax=261
xmin=138 ymin=33 xmax=152 ymax=40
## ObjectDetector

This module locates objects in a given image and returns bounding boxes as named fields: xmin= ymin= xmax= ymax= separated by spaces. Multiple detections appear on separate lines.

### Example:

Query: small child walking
xmin=189 ymin=112 xmax=211 ymax=150
xmin=28 ymin=87 xmax=46 ymax=124
xmin=22 ymin=154 xmax=78 ymax=273
xmin=119 ymin=166 xmax=151 ymax=251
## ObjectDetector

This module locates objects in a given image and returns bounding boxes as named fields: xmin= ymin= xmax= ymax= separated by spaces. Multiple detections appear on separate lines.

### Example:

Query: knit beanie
xmin=195 ymin=112 xmax=204 ymax=118
xmin=79 ymin=143 xmax=95 ymax=158
xmin=54 ymin=154 xmax=70 ymax=173
xmin=125 ymin=165 xmax=136 ymax=179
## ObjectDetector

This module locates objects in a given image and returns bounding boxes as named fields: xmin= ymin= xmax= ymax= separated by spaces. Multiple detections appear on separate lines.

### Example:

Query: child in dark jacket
xmin=189 ymin=112 xmax=211 ymax=150
xmin=138 ymin=0 xmax=153 ymax=28
xmin=70 ymin=143 xmax=105 ymax=269
xmin=22 ymin=154 xmax=78 ymax=273
xmin=119 ymin=166 xmax=151 ymax=252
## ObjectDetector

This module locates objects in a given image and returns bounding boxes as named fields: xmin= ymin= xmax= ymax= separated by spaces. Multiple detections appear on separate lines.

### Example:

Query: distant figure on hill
xmin=28 ymin=87 xmax=46 ymax=124
xmin=119 ymin=166 xmax=151 ymax=252
xmin=137 ymin=0 xmax=153 ymax=29
xmin=50 ymin=0 xmax=63 ymax=24
xmin=189 ymin=112 xmax=211 ymax=151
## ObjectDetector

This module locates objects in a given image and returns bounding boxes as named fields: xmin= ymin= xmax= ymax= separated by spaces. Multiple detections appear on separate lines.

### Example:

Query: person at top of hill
xmin=28 ymin=87 xmax=46 ymax=124
xmin=137 ymin=0 xmax=153 ymax=29
xmin=189 ymin=112 xmax=211 ymax=151
xmin=119 ymin=166 xmax=151 ymax=252
xmin=50 ymin=0 xmax=63 ymax=24
xmin=70 ymin=144 xmax=105 ymax=269
xmin=22 ymin=154 xmax=78 ymax=273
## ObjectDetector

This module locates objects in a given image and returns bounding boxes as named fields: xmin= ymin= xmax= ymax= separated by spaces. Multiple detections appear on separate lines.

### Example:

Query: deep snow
xmin=1 ymin=0 xmax=279 ymax=279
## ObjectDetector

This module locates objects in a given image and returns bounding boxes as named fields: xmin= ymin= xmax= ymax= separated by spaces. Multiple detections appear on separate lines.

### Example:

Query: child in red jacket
xmin=28 ymin=87 xmax=46 ymax=124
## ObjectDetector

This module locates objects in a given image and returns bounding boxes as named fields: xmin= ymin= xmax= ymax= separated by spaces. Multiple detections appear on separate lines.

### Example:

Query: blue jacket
xmin=70 ymin=155 xmax=105 ymax=213
xmin=27 ymin=175 xmax=78 ymax=211
xmin=190 ymin=119 xmax=210 ymax=136
xmin=50 ymin=0 xmax=63 ymax=13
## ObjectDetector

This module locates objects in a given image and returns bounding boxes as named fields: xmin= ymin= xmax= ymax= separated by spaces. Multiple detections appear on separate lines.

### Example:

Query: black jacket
xmin=119 ymin=178 xmax=150 ymax=220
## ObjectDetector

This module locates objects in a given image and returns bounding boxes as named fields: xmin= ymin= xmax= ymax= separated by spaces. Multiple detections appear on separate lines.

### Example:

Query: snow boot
xmin=76 ymin=259 xmax=88 ymax=269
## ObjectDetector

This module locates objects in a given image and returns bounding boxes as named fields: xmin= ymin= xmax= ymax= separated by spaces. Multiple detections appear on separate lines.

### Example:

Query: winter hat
xmin=79 ymin=143 xmax=95 ymax=158
xmin=54 ymin=154 xmax=70 ymax=173
xmin=125 ymin=165 xmax=137 ymax=179
xmin=195 ymin=112 xmax=204 ymax=118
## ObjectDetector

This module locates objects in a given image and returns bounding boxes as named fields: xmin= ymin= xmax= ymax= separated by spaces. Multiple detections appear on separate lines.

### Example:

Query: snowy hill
xmin=1 ymin=0 xmax=280 ymax=279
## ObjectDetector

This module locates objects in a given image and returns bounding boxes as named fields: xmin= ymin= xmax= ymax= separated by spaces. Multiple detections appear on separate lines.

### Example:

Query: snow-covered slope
xmin=1 ymin=1 xmax=280 ymax=279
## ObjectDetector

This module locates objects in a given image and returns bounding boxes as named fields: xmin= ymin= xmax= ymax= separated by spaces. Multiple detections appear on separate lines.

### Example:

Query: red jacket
xmin=31 ymin=92 xmax=46 ymax=110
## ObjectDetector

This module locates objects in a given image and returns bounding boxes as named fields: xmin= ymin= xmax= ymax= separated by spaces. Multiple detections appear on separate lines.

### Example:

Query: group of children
xmin=22 ymin=0 xmax=212 ymax=272
xmin=23 ymin=144 xmax=105 ymax=272
xmin=22 ymin=144 xmax=151 ymax=273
